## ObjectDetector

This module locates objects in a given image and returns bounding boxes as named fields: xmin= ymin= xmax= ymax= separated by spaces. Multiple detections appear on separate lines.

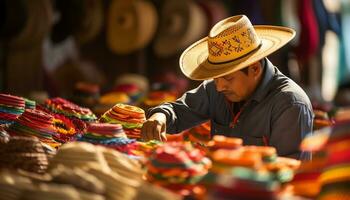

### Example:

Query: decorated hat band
xmin=207 ymin=15 xmax=261 ymax=65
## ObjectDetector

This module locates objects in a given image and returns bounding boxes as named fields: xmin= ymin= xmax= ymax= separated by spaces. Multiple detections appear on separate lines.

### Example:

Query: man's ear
xmin=249 ymin=62 xmax=262 ymax=77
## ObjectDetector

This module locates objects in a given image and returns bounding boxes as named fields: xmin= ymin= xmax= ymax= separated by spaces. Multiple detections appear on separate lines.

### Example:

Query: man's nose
xmin=214 ymin=77 xmax=227 ymax=92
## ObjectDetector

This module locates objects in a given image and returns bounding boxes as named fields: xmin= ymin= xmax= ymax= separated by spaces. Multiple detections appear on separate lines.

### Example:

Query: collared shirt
xmin=148 ymin=58 xmax=314 ymax=159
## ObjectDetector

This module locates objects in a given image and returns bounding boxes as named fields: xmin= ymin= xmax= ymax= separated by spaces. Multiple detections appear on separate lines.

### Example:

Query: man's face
xmin=214 ymin=63 xmax=262 ymax=102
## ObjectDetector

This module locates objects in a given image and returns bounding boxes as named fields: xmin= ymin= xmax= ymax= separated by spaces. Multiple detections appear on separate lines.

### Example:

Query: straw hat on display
xmin=115 ymin=73 xmax=149 ymax=94
xmin=106 ymin=0 xmax=158 ymax=54
xmin=197 ymin=0 xmax=229 ymax=31
xmin=73 ymin=0 xmax=104 ymax=44
xmin=180 ymin=15 xmax=296 ymax=80
xmin=9 ymin=0 xmax=53 ymax=48
xmin=153 ymin=0 xmax=208 ymax=58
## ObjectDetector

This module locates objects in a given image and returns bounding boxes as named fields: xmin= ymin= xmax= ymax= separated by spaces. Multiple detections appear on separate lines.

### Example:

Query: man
xmin=142 ymin=15 xmax=313 ymax=159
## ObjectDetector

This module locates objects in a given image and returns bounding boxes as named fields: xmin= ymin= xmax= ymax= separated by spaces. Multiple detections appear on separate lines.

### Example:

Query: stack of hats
xmin=207 ymin=167 xmax=280 ymax=200
xmin=113 ymin=83 xmax=143 ymax=104
xmin=49 ymin=142 xmax=143 ymax=200
xmin=211 ymin=144 xmax=300 ymax=178
xmin=313 ymin=109 xmax=333 ymax=130
xmin=145 ymin=142 xmax=212 ymax=195
xmin=20 ymin=184 xmax=105 ymax=200
xmin=290 ymin=128 xmax=329 ymax=198
xmin=134 ymin=181 xmax=181 ymax=200
xmin=100 ymin=103 xmax=146 ymax=140
xmin=0 ymin=93 xmax=25 ymax=124
xmin=8 ymin=109 xmax=61 ymax=148
xmin=72 ymin=82 xmax=100 ymax=108
xmin=114 ymin=74 xmax=149 ymax=97
xmin=0 ymin=136 xmax=49 ymax=174
xmin=290 ymin=154 xmax=325 ymax=198
xmin=0 ymin=170 xmax=35 ymax=200
xmin=50 ymin=141 xmax=143 ymax=177
xmin=51 ymin=114 xmax=78 ymax=144
xmin=206 ymin=135 xmax=243 ymax=152
xmin=49 ymin=142 xmax=110 ymax=171
xmin=102 ymin=148 xmax=144 ymax=180
xmin=208 ymin=151 xmax=297 ymax=199
xmin=0 ymin=169 xmax=105 ymax=200
xmin=143 ymin=90 xmax=177 ymax=108
xmin=78 ymin=123 xmax=139 ymax=155
xmin=83 ymin=123 xmax=127 ymax=141
xmin=317 ymin=121 xmax=350 ymax=199
xmin=114 ymin=74 xmax=149 ymax=104
xmin=24 ymin=98 xmax=36 ymax=109
xmin=183 ymin=121 xmax=211 ymax=144
xmin=44 ymin=97 xmax=97 ymax=122
xmin=134 ymin=140 xmax=163 ymax=157
xmin=86 ymin=164 xmax=141 ymax=200
xmin=50 ymin=165 xmax=106 ymax=196
xmin=204 ymin=136 xmax=300 ymax=199
xmin=210 ymin=147 xmax=269 ymax=173
xmin=94 ymin=92 xmax=130 ymax=117
xmin=333 ymin=107 xmax=350 ymax=122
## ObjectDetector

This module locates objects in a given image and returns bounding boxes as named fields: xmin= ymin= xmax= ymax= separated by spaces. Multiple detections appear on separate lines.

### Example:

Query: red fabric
xmin=292 ymin=172 xmax=321 ymax=182
xmin=296 ymin=0 xmax=320 ymax=63
xmin=327 ymin=149 xmax=350 ymax=166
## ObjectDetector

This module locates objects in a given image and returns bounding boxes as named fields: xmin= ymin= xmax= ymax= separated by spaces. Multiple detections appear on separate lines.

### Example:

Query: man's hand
xmin=141 ymin=113 xmax=167 ymax=141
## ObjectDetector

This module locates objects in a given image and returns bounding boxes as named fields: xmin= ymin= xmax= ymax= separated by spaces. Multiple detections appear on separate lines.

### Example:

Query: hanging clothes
xmin=281 ymin=0 xmax=301 ymax=46
xmin=340 ymin=0 xmax=350 ymax=84
xmin=296 ymin=0 xmax=320 ymax=64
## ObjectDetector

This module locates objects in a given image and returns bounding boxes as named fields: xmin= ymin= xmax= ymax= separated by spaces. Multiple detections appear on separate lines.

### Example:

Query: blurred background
xmin=0 ymin=0 xmax=349 ymax=107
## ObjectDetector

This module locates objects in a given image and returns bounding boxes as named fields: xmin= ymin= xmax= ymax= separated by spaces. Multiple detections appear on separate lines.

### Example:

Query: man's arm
xmin=143 ymin=81 xmax=213 ymax=141
xmin=269 ymin=103 xmax=313 ymax=160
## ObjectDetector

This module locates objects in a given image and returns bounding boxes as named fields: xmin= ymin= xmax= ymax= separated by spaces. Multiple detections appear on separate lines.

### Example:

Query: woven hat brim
xmin=180 ymin=25 xmax=296 ymax=80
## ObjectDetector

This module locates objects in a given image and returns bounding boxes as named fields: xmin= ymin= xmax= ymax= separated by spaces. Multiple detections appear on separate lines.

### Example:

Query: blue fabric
xmin=312 ymin=0 xmax=329 ymax=47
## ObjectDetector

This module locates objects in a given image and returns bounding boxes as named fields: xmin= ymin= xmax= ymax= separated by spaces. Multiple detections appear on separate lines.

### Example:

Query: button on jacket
xmin=148 ymin=59 xmax=314 ymax=159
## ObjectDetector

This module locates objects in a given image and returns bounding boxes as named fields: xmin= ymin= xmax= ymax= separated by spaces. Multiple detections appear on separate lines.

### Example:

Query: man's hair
xmin=240 ymin=59 xmax=265 ymax=75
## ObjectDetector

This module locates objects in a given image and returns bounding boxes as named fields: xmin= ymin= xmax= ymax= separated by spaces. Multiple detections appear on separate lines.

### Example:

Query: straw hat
xmin=106 ymin=0 xmax=158 ymax=54
xmin=197 ymin=0 xmax=229 ymax=31
xmin=153 ymin=0 xmax=208 ymax=58
xmin=73 ymin=0 xmax=104 ymax=44
xmin=180 ymin=15 xmax=296 ymax=80
xmin=9 ymin=0 xmax=53 ymax=48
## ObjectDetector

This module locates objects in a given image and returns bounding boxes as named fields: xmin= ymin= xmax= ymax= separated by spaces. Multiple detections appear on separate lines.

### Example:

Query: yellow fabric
xmin=320 ymin=166 xmax=350 ymax=185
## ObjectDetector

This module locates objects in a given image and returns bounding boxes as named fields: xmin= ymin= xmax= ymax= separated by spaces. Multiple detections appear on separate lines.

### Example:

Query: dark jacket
xmin=148 ymin=58 xmax=314 ymax=160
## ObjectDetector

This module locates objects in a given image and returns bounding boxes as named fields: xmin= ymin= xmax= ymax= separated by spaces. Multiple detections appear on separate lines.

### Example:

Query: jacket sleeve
xmin=269 ymin=102 xmax=314 ymax=160
xmin=147 ymin=81 xmax=212 ymax=133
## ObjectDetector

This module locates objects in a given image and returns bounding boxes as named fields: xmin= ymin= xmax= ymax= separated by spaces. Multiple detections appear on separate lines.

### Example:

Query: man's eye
xmin=224 ymin=77 xmax=234 ymax=81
